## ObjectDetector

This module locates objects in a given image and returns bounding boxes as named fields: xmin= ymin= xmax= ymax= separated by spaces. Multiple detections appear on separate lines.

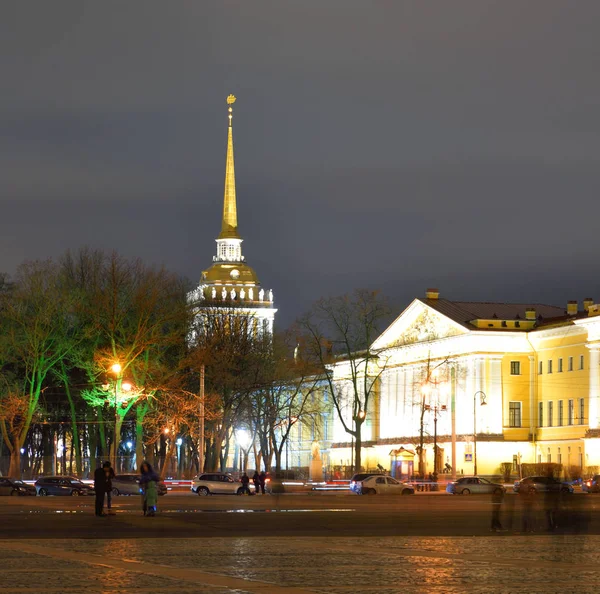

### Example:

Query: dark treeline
xmin=0 ymin=248 xmax=322 ymax=479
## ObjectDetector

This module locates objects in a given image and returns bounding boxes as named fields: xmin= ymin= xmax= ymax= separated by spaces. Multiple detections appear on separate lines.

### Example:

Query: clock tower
xmin=189 ymin=96 xmax=277 ymax=335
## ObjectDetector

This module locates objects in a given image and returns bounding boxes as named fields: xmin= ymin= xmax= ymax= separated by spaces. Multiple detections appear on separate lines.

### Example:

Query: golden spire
xmin=219 ymin=95 xmax=240 ymax=239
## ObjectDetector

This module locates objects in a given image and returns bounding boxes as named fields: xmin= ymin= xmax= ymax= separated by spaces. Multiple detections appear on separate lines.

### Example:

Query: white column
xmin=529 ymin=355 xmax=535 ymax=442
xmin=588 ymin=346 xmax=600 ymax=429
xmin=487 ymin=357 xmax=502 ymax=434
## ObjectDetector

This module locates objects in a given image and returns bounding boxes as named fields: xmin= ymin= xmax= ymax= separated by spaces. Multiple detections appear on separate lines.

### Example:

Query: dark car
xmin=583 ymin=474 xmax=600 ymax=493
xmin=34 ymin=476 xmax=95 ymax=496
xmin=446 ymin=476 xmax=506 ymax=495
xmin=349 ymin=473 xmax=384 ymax=494
xmin=111 ymin=473 xmax=167 ymax=496
xmin=0 ymin=477 xmax=36 ymax=496
xmin=513 ymin=476 xmax=573 ymax=495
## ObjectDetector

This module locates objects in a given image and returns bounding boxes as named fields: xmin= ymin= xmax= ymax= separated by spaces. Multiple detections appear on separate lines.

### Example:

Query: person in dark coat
xmin=252 ymin=471 xmax=260 ymax=495
xmin=103 ymin=462 xmax=116 ymax=514
xmin=259 ymin=471 xmax=267 ymax=495
xmin=490 ymin=488 xmax=505 ymax=531
xmin=93 ymin=462 xmax=108 ymax=516
xmin=240 ymin=472 xmax=251 ymax=495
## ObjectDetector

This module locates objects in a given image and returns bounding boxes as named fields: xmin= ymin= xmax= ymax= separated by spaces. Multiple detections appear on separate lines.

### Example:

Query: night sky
xmin=2 ymin=2 xmax=600 ymax=328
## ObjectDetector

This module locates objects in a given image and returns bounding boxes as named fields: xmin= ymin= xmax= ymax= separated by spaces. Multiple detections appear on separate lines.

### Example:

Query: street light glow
xmin=176 ymin=438 xmax=183 ymax=446
xmin=122 ymin=382 xmax=132 ymax=392
xmin=111 ymin=363 xmax=122 ymax=374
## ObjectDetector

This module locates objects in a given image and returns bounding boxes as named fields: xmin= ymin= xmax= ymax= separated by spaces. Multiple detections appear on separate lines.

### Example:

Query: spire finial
xmin=227 ymin=94 xmax=236 ymax=127
xmin=218 ymin=95 xmax=240 ymax=240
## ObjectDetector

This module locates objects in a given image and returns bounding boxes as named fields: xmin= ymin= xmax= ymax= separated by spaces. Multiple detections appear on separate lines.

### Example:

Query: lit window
xmin=510 ymin=361 xmax=521 ymax=375
xmin=558 ymin=448 xmax=562 ymax=465
xmin=538 ymin=361 xmax=543 ymax=375
xmin=558 ymin=400 xmax=564 ymax=426
xmin=509 ymin=402 xmax=522 ymax=428
xmin=547 ymin=449 xmax=551 ymax=464
xmin=568 ymin=399 xmax=574 ymax=425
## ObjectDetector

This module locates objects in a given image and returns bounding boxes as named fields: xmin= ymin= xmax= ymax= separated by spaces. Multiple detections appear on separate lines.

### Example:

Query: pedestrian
xmin=139 ymin=461 xmax=160 ymax=517
xmin=490 ymin=488 xmax=505 ymax=532
xmin=252 ymin=471 xmax=260 ymax=495
xmin=544 ymin=484 xmax=560 ymax=531
xmin=520 ymin=487 xmax=536 ymax=533
xmin=240 ymin=472 xmax=251 ymax=495
xmin=93 ymin=462 xmax=108 ymax=517
xmin=259 ymin=471 xmax=267 ymax=495
xmin=103 ymin=461 xmax=116 ymax=515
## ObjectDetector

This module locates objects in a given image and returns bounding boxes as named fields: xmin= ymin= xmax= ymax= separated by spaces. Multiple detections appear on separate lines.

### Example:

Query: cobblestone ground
xmin=2 ymin=535 xmax=599 ymax=594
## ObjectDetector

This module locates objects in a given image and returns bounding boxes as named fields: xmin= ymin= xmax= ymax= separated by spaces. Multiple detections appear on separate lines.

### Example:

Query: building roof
xmin=420 ymin=298 xmax=566 ymax=328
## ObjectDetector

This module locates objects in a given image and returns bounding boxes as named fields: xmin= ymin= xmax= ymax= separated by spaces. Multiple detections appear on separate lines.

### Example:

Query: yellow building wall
xmin=500 ymin=354 xmax=531 ymax=441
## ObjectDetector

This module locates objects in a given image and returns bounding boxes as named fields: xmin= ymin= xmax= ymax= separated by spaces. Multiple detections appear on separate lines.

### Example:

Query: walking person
xmin=259 ymin=471 xmax=267 ymax=495
xmin=520 ymin=487 xmax=536 ymax=533
xmin=252 ymin=471 xmax=261 ymax=495
xmin=490 ymin=488 xmax=505 ymax=532
xmin=93 ymin=462 xmax=108 ymax=517
xmin=139 ymin=461 xmax=160 ymax=517
xmin=103 ymin=461 xmax=116 ymax=515
xmin=240 ymin=472 xmax=251 ymax=495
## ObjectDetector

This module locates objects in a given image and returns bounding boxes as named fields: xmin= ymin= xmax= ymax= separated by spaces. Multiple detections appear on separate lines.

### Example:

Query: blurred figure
xmin=139 ymin=461 xmax=160 ymax=517
xmin=259 ymin=471 xmax=267 ymax=495
xmin=103 ymin=461 xmax=115 ymax=515
xmin=520 ymin=487 xmax=536 ymax=533
xmin=93 ymin=462 xmax=108 ymax=517
xmin=240 ymin=472 xmax=251 ymax=495
xmin=252 ymin=471 xmax=260 ymax=494
xmin=544 ymin=484 xmax=560 ymax=531
xmin=490 ymin=488 xmax=505 ymax=531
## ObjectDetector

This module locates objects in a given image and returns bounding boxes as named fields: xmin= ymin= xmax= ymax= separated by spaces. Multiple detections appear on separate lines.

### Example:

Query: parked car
xmin=0 ymin=477 xmax=37 ymax=496
xmin=34 ymin=476 xmax=94 ymax=496
xmin=513 ymin=476 xmax=573 ymax=494
xmin=446 ymin=476 xmax=506 ymax=495
xmin=349 ymin=472 xmax=384 ymax=494
xmin=191 ymin=472 xmax=255 ymax=496
xmin=111 ymin=474 xmax=167 ymax=496
xmin=357 ymin=475 xmax=414 ymax=495
xmin=583 ymin=475 xmax=600 ymax=493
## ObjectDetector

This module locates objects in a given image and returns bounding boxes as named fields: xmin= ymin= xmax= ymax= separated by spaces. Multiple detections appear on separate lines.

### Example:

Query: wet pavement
xmin=2 ymin=535 xmax=599 ymax=593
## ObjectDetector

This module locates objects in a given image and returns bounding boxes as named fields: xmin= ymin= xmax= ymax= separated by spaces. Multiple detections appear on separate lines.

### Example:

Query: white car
xmin=358 ymin=475 xmax=414 ymax=495
xmin=191 ymin=472 xmax=255 ymax=496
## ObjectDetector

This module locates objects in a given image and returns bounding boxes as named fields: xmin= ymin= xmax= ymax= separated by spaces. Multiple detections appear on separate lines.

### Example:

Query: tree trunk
xmin=8 ymin=445 xmax=20 ymax=478
xmin=135 ymin=402 xmax=148 ymax=472
xmin=97 ymin=409 xmax=107 ymax=457
xmin=61 ymin=364 xmax=82 ymax=475
xmin=354 ymin=427 xmax=362 ymax=473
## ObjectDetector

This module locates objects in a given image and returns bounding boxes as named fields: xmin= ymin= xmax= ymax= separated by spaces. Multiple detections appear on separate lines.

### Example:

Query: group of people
xmin=93 ymin=460 xmax=160 ymax=517
xmin=239 ymin=471 xmax=268 ymax=495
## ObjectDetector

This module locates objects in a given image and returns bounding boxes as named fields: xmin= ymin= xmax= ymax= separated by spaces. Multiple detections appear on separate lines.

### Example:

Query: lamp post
xmin=111 ymin=363 xmax=121 ymax=469
xmin=473 ymin=390 xmax=487 ymax=476
xmin=423 ymin=379 xmax=448 ymax=476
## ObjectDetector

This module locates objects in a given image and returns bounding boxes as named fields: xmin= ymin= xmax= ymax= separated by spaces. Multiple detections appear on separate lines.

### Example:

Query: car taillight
xmin=587 ymin=481 xmax=592 ymax=487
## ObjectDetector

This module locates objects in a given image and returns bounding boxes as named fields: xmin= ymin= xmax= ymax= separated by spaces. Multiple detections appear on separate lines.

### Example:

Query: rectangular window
xmin=548 ymin=360 xmax=553 ymax=374
xmin=510 ymin=361 xmax=521 ymax=375
xmin=548 ymin=401 xmax=553 ymax=427
xmin=580 ymin=355 xmax=585 ymax=370
xmin=558 ymin=448 xmax=562 ymax=465
xmin=558 ymin=400 xmax=564 ymax=426
xmin=547 ymin=451 xmax=551 ymax=464
xmin=509 ymin=402 xmax=522 ymax=428
xmin=538 ymin=361 xmax=543 ymax=375
xmin=568 ymin=356 xmax=573 ymax=371
xmin=539 ymin=402 xmax=544 ymax=427
xmin=512 ymin=455 xmax=519 ymax=471
xmin=558 ymin=358 xmax=563 ymax=373
xmin=568 ymin=399 xmax=574 ymax=425
xmin=580 ymin=398 xmax=585 ymax=425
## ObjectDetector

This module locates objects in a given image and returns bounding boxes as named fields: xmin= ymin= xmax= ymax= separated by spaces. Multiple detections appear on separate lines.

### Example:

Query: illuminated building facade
xmin=330 ymin=289 xmax=600 ymax=479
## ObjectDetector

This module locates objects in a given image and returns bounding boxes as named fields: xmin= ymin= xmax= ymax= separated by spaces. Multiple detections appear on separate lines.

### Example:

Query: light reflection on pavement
xmin=2 ymin=535 xmax=600 ymax=594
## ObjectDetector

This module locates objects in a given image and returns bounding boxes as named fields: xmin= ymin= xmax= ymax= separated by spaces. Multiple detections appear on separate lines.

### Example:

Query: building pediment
xmin=373 ymin=300 xmax=468 ymax=350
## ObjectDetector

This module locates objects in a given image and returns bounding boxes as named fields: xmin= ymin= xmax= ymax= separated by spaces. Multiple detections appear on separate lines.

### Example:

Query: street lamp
xmin=473 ymin=390 xmax=487 ymax=476
xmin=424 ymin=386 xmax=448 ymax=476
xmin=111 ymin=363 xmax=122 ymax=469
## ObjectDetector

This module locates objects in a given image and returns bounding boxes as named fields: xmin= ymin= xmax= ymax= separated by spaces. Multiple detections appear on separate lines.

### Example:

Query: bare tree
xmin=296 ymin=289 xmax=391 ymax=472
